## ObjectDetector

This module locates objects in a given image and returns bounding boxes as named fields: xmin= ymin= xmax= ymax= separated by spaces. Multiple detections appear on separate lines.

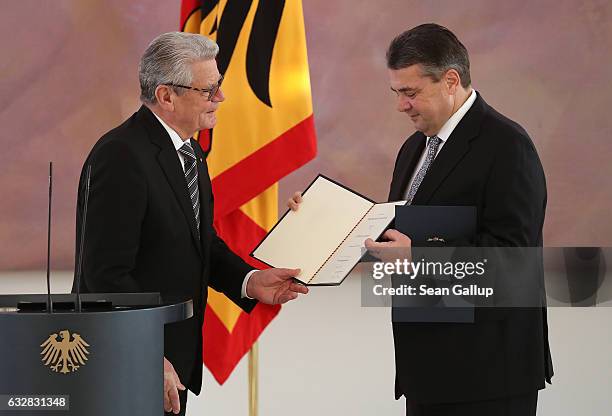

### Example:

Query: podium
xmin=0 ymin=293 xmax=193 ymax=415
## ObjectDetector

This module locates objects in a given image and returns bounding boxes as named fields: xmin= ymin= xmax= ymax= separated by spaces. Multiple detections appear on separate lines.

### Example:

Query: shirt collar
xmin=427 ymin=89 xmax=477 ymax=145
xmin=150 ymin=110 xmax=190 ymax=151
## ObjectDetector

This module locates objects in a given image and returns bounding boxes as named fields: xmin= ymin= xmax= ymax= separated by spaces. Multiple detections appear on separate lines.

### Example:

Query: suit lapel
xmin=138 ymin=106 xmax=203 ymax=256
xmin=390 ymin=135 xmax=426 ymax=201
xmin=411 ymin=93 xmax=487 ymax=205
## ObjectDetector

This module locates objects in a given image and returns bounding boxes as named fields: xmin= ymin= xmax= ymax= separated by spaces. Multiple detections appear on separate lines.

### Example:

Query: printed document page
xmin=309 ymin=201 xmax=406 ymax=285
xmin=252 ymin=176 xmax=373 ymax=283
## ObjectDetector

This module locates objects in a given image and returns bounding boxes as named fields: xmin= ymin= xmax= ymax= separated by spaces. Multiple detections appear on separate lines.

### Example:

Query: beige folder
xmin=251 ymin=175 xmax=406 ymax=285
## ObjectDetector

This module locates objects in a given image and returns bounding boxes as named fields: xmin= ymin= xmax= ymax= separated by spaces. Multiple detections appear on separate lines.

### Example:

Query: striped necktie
xmin=405 ymin=135 xmax=442 ymax=204
xmin=178 ymin=141 xmax=200 ymax=234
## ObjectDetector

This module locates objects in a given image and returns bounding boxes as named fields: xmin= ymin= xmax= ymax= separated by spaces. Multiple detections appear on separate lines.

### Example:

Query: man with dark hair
xmin=74 ymin=32 xmax=308 ymax=415
xmin=285 ymin=22 xmax=552 ymax=415
xmin=365 ymin=23 xmax=553 ymax=415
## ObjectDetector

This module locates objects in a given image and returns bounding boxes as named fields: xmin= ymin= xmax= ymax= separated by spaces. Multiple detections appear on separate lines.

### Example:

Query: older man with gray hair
xmin=74 ymin=32 xmax=307 ymax=415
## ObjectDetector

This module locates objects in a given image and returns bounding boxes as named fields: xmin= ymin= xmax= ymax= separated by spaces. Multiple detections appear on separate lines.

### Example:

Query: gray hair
xmin=386 ymin=23 xmax=471 ymax=88
xmin=139 ymin=32 xmax=219 ymax=104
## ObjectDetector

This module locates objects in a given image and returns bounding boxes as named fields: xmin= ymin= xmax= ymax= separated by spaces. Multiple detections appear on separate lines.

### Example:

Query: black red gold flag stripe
xmin=180 ymin=0 xmax=317 ymax=384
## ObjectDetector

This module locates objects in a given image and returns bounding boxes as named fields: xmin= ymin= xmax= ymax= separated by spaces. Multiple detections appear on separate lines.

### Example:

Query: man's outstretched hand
xmin=246 ymin=268 xmax=309 ymax=304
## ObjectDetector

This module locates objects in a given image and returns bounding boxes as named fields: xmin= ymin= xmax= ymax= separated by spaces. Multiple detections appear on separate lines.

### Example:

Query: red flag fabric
xmin=180 ymin=0 xmax=317 ymax=384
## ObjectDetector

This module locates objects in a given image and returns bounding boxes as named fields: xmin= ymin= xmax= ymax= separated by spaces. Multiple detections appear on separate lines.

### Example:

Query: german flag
xmin=180 ymin=0 xmax=317 ymax=384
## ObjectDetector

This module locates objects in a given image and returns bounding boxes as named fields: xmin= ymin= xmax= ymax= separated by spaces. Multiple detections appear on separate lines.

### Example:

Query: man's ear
xmin=444 ymin=69 xmax=461 ymax=94
xmin=155 ymin=85 xmax=175 ymax=111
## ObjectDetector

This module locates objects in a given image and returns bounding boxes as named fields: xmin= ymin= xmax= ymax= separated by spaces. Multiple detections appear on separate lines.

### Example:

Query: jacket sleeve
xmin=478 ymin=133 xmax=546 ymax=247
xmin=201 ymin=173 xmax=257 ymax=312
xmin=209 ymin=230 xmax=258 ymax=313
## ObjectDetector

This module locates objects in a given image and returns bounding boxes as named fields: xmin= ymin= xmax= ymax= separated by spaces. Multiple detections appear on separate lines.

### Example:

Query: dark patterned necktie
xmin=178 ymin=141 xmax=200 ymax=233
xmin=405 ymin=136 xmax=442 ymax=204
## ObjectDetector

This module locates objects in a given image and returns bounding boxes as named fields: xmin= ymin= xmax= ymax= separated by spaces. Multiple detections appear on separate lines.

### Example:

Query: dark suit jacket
xmin=389 ymin=93 xmax=553 ymax=403
xmin=72 ymin=105 xmax=256 ymax=394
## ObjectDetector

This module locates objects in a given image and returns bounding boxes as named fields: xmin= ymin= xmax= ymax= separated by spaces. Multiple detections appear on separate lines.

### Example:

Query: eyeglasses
xmin=167 ymin=74 xmax=224 ymax=101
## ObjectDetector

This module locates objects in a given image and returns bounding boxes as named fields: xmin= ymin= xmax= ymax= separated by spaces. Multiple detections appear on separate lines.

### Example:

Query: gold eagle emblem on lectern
xmin=40 ymin=330 xmax=90 ymax=374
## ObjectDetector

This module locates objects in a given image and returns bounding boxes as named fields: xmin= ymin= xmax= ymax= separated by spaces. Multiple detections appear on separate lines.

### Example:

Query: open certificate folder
xmin=251 ymin=175 xmax=406 ymax=286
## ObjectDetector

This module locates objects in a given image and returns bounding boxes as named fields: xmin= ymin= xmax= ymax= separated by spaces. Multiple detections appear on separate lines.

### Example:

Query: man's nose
xmin=397 ymin=96 xmax=412 ymax=112
xmin=213 ymin=87 xmax=225 ymax=102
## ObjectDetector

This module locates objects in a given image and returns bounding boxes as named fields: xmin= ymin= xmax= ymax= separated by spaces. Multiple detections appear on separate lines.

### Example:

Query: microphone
xmin=74 ymin=165 xmax=92 ymax=313
xmin=46 ymin=162 xmax=53 ymax=313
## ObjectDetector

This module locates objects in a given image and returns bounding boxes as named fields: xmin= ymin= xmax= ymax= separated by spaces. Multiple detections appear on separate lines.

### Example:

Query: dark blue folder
xmin=395 ymin=205 xmax=476 ymax=244
xmin=392 ymin=205 xmax=477 ymax=323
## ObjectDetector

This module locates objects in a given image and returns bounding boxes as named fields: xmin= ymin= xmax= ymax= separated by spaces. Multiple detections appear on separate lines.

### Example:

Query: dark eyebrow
xmin=390 ymin=86 xmax=418 ymax=93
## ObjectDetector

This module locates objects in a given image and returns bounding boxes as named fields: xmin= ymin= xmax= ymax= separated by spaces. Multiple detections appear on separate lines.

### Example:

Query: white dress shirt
xmin=403 ymin=89 xmax=477 ymax=198
xmin=151 ymin=111 xmax=256 ymax=298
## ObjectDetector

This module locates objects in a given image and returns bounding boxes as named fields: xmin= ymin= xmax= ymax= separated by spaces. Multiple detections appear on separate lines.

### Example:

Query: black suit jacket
xmin=72 ymin=106 xmax=256 ymax=394
xmin=389 ymin=93 xmax=553 ymax=403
